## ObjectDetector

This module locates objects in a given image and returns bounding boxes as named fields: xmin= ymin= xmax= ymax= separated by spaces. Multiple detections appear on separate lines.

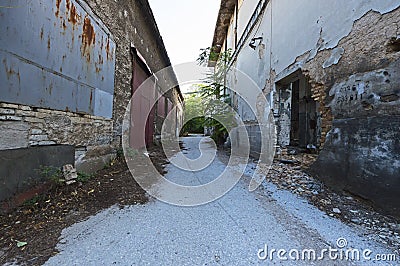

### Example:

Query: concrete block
xmin=0 ymin=145 xmax=74 ymax=201
xmin=0 ymin=121 xmax=29 ymax=150
xmin=310 ymin=116 xmax=400 ymax=218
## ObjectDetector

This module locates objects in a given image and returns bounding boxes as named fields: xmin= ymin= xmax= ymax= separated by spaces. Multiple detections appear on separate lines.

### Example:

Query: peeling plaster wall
xmin=222 ymin=0 xmax=400 ymax=216
xmin=276 ymin=85 xmax=292 ymax=146
xmin=231 ymin=0 xmax=400 ymax=89
xmin=271 ymin=0 xmax=400 ymax=75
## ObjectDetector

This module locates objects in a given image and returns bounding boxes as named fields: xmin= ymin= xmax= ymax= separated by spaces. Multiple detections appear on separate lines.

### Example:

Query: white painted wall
xmin=225 ymin=0 xmax=400 ymax=122
xmin=271 ymin=0 xmax=400 ymax=75
xmin=237 ymin=0 xmax=260 ymax=38
xmin=226 ymin=11 xmax=236 ymax=51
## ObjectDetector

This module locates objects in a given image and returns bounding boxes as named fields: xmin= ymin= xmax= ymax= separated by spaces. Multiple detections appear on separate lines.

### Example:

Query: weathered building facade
xmin=211 ymin=0 xmax=400 ymax=216
xmin=0 ymin=0 xmax=183 ymax=203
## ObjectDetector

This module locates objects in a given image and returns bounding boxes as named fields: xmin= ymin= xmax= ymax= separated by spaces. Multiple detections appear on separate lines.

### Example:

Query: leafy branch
xmin=192 ymin=47 xmax=235 ymax=144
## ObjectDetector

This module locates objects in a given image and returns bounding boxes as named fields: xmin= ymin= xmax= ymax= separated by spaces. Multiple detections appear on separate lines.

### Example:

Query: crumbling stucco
xmin=213 ymin=0 xmax=400 ymax=216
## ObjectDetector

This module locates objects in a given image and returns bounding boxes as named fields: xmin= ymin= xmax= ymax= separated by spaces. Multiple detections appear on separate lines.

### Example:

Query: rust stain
xmin=68 ymin=3 xmax=79 ymax=26
xmin=3 ymin=59 xmax=18 ymax=80
xmin=40 ymin=27 xmax=44 ymax=40
xmin=62 ymin=19 xmax=67 ymax=30
xmin=5 ymin=66 xmax=14 ymax=79
xmin=89 ymin=90 xmax=93 ymax=106
xmin=66 ymin=0 xmax=71 ymax=10
xmin=105 ymin=38 xmax=111 ymax=60
xmin=48 ymin=83 xmax=53 ymax=95
xmin=55 ymin=0 xmax=62 ymax=17
xmin=82 ymin=16 xmax=95 ymax=45
xmin=81 ymin=15 xmax=96 ymax=62
xmin=95 ymin=53 xmax=103 ymax=73
xmin=47 ymin=36 xmax=51 ymax=50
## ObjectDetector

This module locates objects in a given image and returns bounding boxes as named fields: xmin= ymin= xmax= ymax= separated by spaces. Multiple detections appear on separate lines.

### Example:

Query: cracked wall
xmin=219 ymin=1 xmax=400 ymax=216
xmin=304 ymin=8 xmax=400 ymax=217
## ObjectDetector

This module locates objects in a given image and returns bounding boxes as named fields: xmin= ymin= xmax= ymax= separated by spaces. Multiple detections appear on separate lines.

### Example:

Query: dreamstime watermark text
xmin=257 ymin=238 xmax=397 ymax=262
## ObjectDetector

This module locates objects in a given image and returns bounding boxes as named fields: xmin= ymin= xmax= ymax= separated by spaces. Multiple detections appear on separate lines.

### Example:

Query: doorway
xmin=276 ymin=71 xmax=319 ymax=148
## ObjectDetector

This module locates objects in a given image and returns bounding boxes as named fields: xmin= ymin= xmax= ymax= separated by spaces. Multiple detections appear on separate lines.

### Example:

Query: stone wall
xmin=0 ymin=102 xmax=114 ymax=171
xmin=82 ymin=0 xmax=181 ymax=143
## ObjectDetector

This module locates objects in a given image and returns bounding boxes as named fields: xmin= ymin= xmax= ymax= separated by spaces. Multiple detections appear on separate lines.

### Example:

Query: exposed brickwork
xmin=303 ymin=8 xmax=400 ymax=216
xmin=301 ymin=7 xmax=400 ymax=148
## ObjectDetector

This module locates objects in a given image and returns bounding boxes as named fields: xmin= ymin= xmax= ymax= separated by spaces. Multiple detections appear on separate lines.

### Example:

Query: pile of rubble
xmin=267 ymin=149 xmax=400 ymax=253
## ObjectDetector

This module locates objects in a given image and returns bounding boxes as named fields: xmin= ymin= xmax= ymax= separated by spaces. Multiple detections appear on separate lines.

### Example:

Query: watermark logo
xmin=336 ymin=237 xmax=348 ymax=249
xmin=121 ymin=62 xmax=276 ymax=206
xmin=257 ymin=238 xmax=397 ymax=262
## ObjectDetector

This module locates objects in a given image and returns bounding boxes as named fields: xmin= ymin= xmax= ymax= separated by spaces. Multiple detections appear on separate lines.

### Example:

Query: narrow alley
xmin=43 ymin=136 xmax=396 ymax=265
xmin=1 ymin=0 xmax=400 ymax=265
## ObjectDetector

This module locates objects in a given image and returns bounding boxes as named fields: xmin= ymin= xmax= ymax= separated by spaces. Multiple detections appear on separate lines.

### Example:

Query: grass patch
xmin=76 ymin=172 xmax=94 ymax=183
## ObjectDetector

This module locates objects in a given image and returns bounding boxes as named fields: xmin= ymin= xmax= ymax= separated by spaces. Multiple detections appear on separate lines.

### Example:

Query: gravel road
xmin=44 ymin=136 xmax=397 ymax=265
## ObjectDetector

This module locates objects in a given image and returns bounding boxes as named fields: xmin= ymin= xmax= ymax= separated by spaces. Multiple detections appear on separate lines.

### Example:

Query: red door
xmin=130 ymin=51 xmax=155 ymax=149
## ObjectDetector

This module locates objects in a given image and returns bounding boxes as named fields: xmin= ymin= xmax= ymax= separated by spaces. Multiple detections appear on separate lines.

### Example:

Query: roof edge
xmin=209 ymin=0 xmax=236 ymax=66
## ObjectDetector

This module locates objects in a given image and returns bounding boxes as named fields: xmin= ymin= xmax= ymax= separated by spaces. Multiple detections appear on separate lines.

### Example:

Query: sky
xmin=148 ymin=0 xmax=221 ymax=66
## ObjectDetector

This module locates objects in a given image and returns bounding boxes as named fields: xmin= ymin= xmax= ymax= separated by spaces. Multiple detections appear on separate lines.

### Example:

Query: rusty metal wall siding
xmin=0 ymin=0 xmax=116 ymax=118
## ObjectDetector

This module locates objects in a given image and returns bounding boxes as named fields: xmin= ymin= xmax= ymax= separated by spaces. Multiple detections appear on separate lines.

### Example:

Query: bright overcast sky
xmin=148 ymin=0 xmax=220 ymax=66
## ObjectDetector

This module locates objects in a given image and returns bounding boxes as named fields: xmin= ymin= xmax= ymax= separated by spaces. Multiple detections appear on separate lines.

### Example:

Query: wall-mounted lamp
xmin=249 ymin=37 xmax=263 ymax=50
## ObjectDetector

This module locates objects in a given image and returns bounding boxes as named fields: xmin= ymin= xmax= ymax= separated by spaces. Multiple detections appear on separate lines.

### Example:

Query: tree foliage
xmin=194 ymin=47 xmax=235 ymax=145
xmin=181 ymin=93 xmax=205 ymax=134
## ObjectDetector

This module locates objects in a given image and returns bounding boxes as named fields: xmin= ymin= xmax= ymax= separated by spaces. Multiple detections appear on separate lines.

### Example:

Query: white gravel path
xmin=44 ymin=136 xmax=397 ymax=266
